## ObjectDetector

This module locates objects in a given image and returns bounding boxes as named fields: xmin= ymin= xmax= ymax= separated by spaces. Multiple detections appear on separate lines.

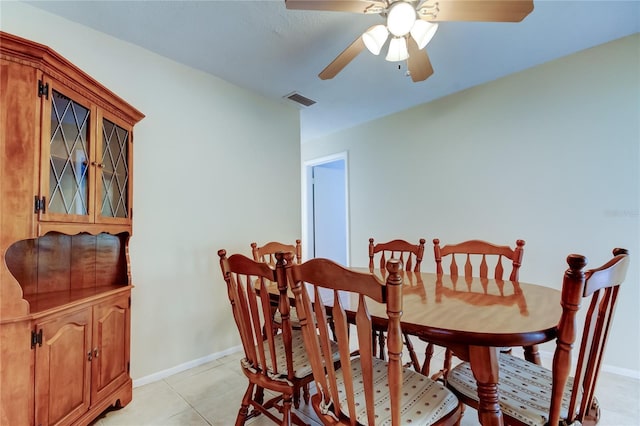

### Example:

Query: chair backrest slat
xmin=229 ymin=271 xmax=257 ymax=363
xmin=246 ymin=275 xmax=268 ymax=369
xmin=355 ymin=294 xmax=376 ymax=425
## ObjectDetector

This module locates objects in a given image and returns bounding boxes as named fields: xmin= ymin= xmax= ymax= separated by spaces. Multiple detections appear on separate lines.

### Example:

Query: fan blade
xmin=285 ymin=0 xmax=386 ymax=14
xmin=419 ymin=0 xmax=534 ymax=22
xmin=407 ymin=37 xmax=434 ymax=82
xmin=319 ymin=36 xmax=365 ymax=80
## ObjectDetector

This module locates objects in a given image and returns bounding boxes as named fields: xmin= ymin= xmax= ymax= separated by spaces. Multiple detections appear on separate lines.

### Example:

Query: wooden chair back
xmin=550 ymin=248 xmax=630 ymax=425
xmin=218 ymin=249 xmax=302 ymax=424
xmin=369 ymin=237 xmax=425 ymax=273
xmin=425 ymin=238 xmax=526 ymax=378
xmin=252 ymin=240 xmax=302 ymax=266
xmin=283 ymin=254 xmax=405 ymax=425
xmin=434 ymin=238 xmax=525 ymax=282
xmin=368 ymin=237 xmax=426 ymax=371
xmin=219 ymin=250 xmax=291 ymax=376
xmin=251 ymin=240 xmax=304 ymax=339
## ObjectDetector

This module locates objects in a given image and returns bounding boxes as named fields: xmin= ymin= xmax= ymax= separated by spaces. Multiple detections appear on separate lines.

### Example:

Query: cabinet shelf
xmin=24 ymin=285 xmax=130 ymax=317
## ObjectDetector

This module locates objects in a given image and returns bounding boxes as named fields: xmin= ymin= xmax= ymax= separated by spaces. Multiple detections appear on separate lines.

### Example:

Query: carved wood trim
xmin=0 ymin=31 xmax=144 ymax=125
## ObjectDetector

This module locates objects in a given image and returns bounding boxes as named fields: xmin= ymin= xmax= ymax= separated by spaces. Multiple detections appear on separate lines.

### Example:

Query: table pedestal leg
xmin=469 ymin=346 xmax=503 ymax=426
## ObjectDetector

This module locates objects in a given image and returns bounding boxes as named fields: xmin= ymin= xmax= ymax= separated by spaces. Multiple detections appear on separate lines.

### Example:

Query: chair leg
xmin=585 ymin=397 xmax=601 ymax=425
xmin=235 ymin=383 xmax=255 ymax=426
xmin=378 ymin=330 xmax=386 ymax=360
xmin=293 ymin=386 xmax=300 ymax=409
xmin=441 ymin=348 xmax=452 ymax=383
xmin=329 ymin=316 xmax=337 ymax=341
xmin=293 ymin=382 xmax=310 ymax=409
xmin=371 ymin=330 xmax=378 ymax=357
xmin=403 ymin=332 xmax=421 ymax=372
xmin=255 ymin=385 xmax=265 ymax=405
xmin=281 ymin=393 xmax=293 ymax=426
xmin=453 ymin=404 xmax=466 ymax=426
xmin=302 ymin=383 xmax=310 ymax=405
xmin=523 ymin=344 xmax=541 ymax=365
xmin=428 ymin=347 xmax=452 ymax=382
xmin=421 ymin=342 xmax=434 ymax=376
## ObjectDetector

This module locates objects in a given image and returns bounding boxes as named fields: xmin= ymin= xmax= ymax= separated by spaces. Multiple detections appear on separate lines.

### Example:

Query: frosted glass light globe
xmin=363 ymin=25 xmax=389 ymax=55
xmin=385 ymin=37 xmax=409 ymax=62
xmin=387 ymin=2 xmax=416 ymax=37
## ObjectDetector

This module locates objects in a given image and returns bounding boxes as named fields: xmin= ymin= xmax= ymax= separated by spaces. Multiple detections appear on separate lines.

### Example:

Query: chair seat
xmin=447 ymin=353 xmax=576 ymax=426
xmin=333 ymin=357 xmax=460 ymax=425
xmin=244 ymin=329 xmax=339 ymax=380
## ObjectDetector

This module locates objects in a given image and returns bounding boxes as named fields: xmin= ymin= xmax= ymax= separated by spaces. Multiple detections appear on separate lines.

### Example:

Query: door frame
xmin=302 ymin=151 xmax=350 ymax=266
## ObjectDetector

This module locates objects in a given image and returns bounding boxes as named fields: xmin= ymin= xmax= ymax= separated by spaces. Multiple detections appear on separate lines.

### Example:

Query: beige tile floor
xmin=92 ymin=345 xmax=639 ymax=426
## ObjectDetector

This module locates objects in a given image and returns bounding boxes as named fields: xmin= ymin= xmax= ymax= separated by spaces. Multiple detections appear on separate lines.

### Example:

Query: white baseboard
xmin=601 ymin=363 xmax=640 ymax=380
xmin=132 ymin=345 xmax=243 ymax=388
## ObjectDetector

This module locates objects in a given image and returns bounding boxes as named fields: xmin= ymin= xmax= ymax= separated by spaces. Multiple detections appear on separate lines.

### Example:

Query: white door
xmin=304 ymin=154 xmax=349 ymax=265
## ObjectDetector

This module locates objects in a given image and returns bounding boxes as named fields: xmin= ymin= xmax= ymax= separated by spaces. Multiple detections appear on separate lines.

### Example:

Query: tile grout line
xmin=163 ymin=377 xmax=214 ymax=426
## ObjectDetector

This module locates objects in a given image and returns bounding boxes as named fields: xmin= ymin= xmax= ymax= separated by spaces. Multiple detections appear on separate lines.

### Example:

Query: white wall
xmin=2 ymin=2 xmax=302 ymax=379
xmin=302 ymin=34 xmax=640 ymax=375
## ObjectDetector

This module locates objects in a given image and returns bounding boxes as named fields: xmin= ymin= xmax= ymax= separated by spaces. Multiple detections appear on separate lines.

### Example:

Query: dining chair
xmin=218 ymin=249 xmax=320 ymax=425
xmin=251 ymin=240 xmax=311 ymax=408
xmin=422 ymin=238 xmax=526 ymax=381
xmin=446 ymin=247 xmax=630 ymax=426
xmin=368 ymin=237 xmax=425 ymax=372
xmin=251 ymin=240 xmax=303 ymax=330
xmin=252 ymin=240 xmax=302 ymax=266
xmin=281 ymin=253 xmax=463 ymax=425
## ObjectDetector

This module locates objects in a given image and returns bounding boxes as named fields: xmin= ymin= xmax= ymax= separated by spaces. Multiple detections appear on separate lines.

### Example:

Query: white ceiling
xmin=26 ymin=1 xmax=640 ymax=142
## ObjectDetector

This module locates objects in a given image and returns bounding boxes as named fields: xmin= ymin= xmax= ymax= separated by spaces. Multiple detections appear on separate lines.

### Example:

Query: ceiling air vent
xmin=284 ymin=92 xmax=316 ymax=108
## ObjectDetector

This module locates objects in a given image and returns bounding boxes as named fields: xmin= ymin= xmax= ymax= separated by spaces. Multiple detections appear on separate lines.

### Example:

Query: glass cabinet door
xmin=99 ymin=117 xmax=131 ymax=221
xmin=40 ymin=86 xmax=93 ymax=223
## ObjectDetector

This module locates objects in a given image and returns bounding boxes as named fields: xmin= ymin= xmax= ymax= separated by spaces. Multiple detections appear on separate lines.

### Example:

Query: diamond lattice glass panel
xmin=48 ymin=90 xmax=90 ymax=215
xmin=101 ymin=119 xmax=129 ymax=218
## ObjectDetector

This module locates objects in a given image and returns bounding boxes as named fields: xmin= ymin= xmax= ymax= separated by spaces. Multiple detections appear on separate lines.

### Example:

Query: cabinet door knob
xmin=94 ymin=348 xmax=99 ymax=358
xmin=87 ymin=350 xmax=93 ymax=361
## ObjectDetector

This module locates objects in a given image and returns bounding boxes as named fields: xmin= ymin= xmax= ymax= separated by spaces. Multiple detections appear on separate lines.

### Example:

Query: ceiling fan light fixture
xmin=385 ymin=37 xmax=409 ymax=62
xmin=387 ymin=1 xmax=416 ymax=37
xmin=411 ymin=20 xmax=439 ymax=49
xmin=363 ymin=25 xmax=389 ymax=55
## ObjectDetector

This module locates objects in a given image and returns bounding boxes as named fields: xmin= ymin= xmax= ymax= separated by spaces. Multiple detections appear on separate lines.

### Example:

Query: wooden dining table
xmin=265 ymin=266 xmax=562 ymax=426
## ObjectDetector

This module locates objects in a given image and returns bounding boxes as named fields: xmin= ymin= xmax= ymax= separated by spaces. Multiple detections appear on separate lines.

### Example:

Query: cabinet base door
xmin=91 ymin=294 xmax=131 ymax=404
xmin=35 ymin=309 xmax=92 ymax=426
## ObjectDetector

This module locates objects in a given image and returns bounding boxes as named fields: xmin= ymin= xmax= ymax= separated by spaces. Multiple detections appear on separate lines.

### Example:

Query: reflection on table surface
xmin=267 ymin=267 xmax=561 ymax=347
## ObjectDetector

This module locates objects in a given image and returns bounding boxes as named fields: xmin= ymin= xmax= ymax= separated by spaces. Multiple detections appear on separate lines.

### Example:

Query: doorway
xmin=303 ymin=152 xmax=349 ymax=266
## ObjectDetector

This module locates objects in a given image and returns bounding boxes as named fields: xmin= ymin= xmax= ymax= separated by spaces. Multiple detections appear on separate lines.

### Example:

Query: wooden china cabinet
xmin=0 ymin=32 xmax=144 ymax=425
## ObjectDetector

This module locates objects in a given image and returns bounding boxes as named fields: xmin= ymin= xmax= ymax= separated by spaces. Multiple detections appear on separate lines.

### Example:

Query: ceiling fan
xmin=285 ymin=0 xmax=534 ymax=82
